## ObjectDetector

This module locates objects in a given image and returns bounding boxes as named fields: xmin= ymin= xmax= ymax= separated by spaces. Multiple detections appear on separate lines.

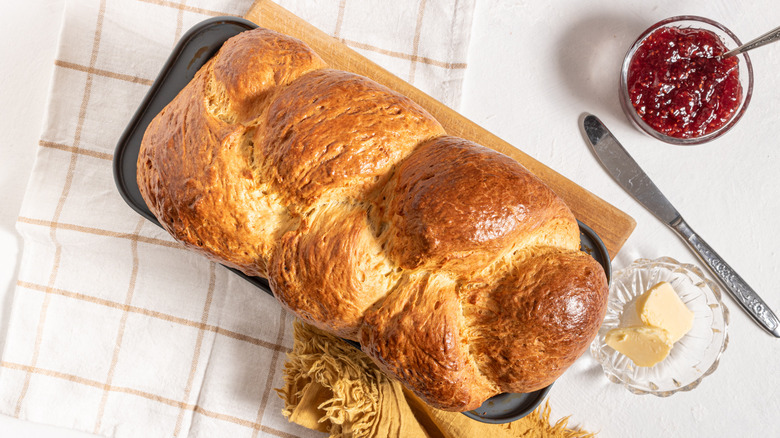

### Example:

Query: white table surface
xmin=2 ymin=1 xmax=779 ymax=436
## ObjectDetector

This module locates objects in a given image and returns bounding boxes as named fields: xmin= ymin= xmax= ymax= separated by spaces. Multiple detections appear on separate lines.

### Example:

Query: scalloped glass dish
xmin=590 ymin=257 xmax=729 ymax=396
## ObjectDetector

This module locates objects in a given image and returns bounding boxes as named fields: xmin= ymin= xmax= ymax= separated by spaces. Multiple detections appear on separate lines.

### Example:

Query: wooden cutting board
xmin=244 ymin=0 xmax=635 ymax=259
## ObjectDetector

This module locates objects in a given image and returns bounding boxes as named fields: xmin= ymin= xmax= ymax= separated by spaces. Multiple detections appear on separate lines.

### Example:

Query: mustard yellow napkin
xmin=277 ymin=321 xmax=594 ymax=438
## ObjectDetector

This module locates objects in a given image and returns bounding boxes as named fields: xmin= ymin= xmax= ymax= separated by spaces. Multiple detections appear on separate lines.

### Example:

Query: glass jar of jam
xmin=620 ymin=16 xmax=753 ymax=145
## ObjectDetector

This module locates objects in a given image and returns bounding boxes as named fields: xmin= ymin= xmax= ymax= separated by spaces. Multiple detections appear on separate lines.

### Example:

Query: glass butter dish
xmin=591 ymin=257 xmax=729 ymax=396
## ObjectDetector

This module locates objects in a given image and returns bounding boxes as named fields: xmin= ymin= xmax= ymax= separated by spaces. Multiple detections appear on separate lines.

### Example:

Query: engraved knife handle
xmin=671 ymin=218 xmax=780 ymax=337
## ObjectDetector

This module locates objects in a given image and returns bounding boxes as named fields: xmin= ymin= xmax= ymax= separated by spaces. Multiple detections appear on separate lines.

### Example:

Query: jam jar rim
xmin=619 ymin=15 xmax=754 ymax=145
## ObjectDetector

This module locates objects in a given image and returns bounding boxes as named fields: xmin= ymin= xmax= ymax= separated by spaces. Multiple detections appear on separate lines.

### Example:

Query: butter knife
xmin=583 ymin=114 xmax=780 ymax=337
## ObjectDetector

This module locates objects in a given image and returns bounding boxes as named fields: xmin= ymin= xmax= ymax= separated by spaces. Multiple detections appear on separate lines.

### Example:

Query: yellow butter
xmin=637 ymin=281 xmax=694 ymax=343
xmin=605 ymin=326 xmax=673 ymax=367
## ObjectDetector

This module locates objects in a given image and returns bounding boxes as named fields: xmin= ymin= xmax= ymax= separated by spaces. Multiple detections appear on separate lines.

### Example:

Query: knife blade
xmin=583 ymin=114 xmax=780 ymax=338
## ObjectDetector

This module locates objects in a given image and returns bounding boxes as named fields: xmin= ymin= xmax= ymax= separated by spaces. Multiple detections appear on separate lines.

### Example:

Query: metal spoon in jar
xmin=721 ymin=24 xmax=780 ymax=58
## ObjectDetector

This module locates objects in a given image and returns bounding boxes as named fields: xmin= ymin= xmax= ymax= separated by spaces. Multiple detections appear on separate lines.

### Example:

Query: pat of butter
xmin=605 ymin=326 xmax=673 ymax=367
xmin=637 ymin=281 xmax=694 ymax=343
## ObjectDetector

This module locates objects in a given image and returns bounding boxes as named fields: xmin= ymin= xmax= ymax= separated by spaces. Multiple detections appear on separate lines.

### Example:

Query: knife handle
xmin=671 ymin=218 xmax=780 ymax=337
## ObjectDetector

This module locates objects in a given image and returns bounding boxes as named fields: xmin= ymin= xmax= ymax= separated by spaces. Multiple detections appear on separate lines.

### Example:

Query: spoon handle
xmin=722 ymin=25 xmax=780 ymax=58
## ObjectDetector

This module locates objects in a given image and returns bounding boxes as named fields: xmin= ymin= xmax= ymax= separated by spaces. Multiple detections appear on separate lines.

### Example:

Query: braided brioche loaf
xmin=138 ymin=27 xmax=608 ymax=411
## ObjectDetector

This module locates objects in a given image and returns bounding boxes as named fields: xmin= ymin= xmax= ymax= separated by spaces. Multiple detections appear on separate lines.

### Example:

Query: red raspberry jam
xmin=627 ymin=26 xmax=742 ymax=139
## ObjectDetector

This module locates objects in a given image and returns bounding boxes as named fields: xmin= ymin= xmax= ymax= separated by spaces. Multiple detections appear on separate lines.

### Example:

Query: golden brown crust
xmin=463 ymin=250 xmax=609 ymax=393
xmin=138 ymin=62 xmax=279 ymax=277
xmin=137 ymin=26 xmax=609 ymax=412
xmin=210 ymin=27 xmax=327 ymax=124
xmin=381 ymin=136 xmax=579 ymax=274
xmin=255 ymin=68 xmax=445 ymax=210
xmin=269 ymin=203 xmax=399 ymax=340
xmin=138 ymin=28 xmax=325 ymax=277
xmin=359 ymin=273 xmax=496 ymax=411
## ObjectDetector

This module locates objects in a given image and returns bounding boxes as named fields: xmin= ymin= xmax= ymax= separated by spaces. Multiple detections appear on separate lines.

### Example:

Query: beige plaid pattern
xmin=0 ymin=0 xmax=474 ymax=436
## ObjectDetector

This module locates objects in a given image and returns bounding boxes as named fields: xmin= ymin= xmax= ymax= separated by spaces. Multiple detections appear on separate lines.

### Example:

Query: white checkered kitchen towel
xmin=0 ymin=0 xmax=476 ymax=436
